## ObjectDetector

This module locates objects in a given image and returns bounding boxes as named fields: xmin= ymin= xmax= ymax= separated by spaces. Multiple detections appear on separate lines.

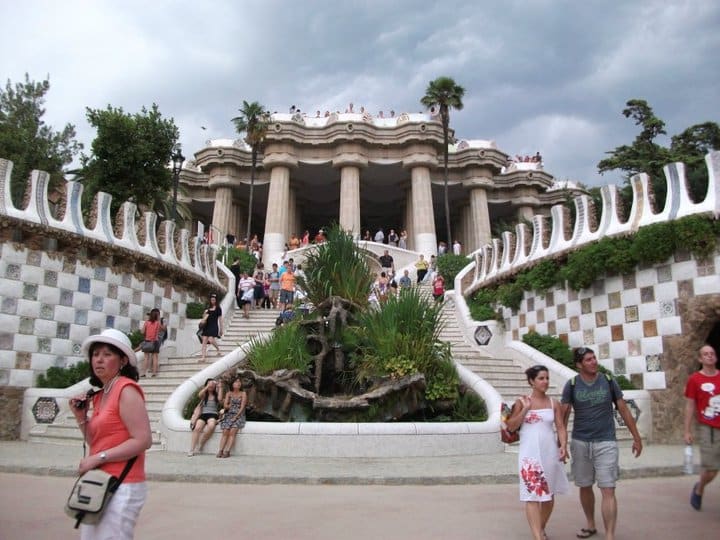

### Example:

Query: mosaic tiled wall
xmin=0 ymin=243 xmax=206 ymax=387
xmin=502 ymin=249 xmax=720 ymax=390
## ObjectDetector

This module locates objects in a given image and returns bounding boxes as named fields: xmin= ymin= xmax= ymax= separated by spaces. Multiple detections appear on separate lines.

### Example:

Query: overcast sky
xmin=1 ymin=0 xmax=718 ymax=187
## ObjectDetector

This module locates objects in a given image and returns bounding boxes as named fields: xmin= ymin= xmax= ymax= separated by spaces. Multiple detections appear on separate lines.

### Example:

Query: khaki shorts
xmin=698 ymin=423 xmax=720 ymax=471
xmin=570 ymin=439 xmax=619 ymax=488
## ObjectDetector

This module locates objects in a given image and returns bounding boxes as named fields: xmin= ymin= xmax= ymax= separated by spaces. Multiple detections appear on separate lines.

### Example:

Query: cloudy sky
xmin=1 ymin=0 xmax=718 ymax=187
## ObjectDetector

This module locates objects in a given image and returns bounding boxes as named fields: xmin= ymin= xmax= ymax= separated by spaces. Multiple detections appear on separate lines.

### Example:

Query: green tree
xmin=81 ymin=104 xmax=179 ymax=214
xmin=0 ymin=74 xmax=82 ymax=206
xmin=421 ymin=76 xmax=465 ymax=246
xmin=598 ymin=99 xmax=719 ymax=209
xmin=232 ymin=101 xmax=269 ymax=247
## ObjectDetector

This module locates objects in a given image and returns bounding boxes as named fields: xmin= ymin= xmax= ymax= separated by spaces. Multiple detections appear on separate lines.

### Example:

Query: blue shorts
xmin=570 ymin=439 xmax=619 ymax=488
xmin=279 ymin=289 xmax=294 ymax=304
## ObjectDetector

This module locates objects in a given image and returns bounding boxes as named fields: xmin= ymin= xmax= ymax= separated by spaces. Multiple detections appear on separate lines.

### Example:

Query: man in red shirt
xmin=684 ymin=344 xmax=720 ymax=510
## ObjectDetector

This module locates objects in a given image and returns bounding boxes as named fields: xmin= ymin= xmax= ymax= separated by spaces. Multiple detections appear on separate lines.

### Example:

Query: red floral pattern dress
xmin=518 ymin=405 xmax=569 ymax=502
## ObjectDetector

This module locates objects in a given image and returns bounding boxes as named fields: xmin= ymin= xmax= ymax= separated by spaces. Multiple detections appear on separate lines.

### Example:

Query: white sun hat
xmin=81 ymin=328 xmax=138 ymax=367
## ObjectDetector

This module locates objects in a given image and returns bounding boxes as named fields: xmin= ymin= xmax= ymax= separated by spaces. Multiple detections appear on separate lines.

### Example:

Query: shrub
xmin=468 ymin=288 xmax=498 ymax=321
xmin=127 ymin=329 xmax=144 ymax=349
xmin=451 ymin=387 xmax=488 ymax=421
xmin=630 ymin=221 xmax=675 ymax=264
xmin=186 ymin=302 xmax=206 ymax=319
xmin=246 ymin=322 xmax=312 ymax=375
xmin=524 ymin=259 xmax=561 ymax=292
xmin=36 ymin=361 xmax=91 ymax=388
xmin=217 ymin=246 xmax=257 ymax=274
xmin=436 ymin=254 xmax=470 ymax=290
xmin=674 ymin=215 xmax=717 ymax=259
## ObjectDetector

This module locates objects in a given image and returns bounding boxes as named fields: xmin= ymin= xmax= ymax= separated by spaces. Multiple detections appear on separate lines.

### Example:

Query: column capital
xmin=402 ymin=153 xmax=437 ymax=169
xmin=462 ymin=177 xmax=494 ymax=189
xmin=262 ymin=153 xmax=298 ymax=169
xmin=332 ymin=155 xmax=368 ymax=169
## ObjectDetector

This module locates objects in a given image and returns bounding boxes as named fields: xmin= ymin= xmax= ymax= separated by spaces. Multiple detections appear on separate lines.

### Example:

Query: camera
xmin=74 ymin=389 xmax=97 ymax=409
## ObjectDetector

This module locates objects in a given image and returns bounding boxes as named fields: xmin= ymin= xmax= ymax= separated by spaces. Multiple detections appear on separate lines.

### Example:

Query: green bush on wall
xmin=36 ymin=361 xmax=91 ymax=388
xmin=436 ymin=254 xmax=469 ymax=290
xmin=186 ymin=302 xmax=206 ymax=319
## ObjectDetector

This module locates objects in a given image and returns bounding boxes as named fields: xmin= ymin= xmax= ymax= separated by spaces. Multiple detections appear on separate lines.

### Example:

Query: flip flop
xmin=690 ymin=482 xmax=702 ymax=510
xmin=576 ymin=529 xmax=597 ymax=538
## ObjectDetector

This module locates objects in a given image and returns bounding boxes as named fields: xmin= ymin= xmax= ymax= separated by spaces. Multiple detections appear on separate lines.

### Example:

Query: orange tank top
xmin=89 ymin=378 xmax=146 ymax=482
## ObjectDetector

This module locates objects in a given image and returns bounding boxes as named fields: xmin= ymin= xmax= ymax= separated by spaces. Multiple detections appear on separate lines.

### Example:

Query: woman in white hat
xmin=69 ymin=328 xmax=152 ymax=539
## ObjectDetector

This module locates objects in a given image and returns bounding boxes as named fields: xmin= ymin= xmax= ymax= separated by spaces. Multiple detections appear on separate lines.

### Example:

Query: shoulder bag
xmin=65 ymin=457 xmax=137 ymax=529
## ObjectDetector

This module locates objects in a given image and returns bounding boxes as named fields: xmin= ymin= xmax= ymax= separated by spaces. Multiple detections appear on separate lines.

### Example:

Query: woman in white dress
xmin=507 ymin=365 xmax=569 ymax=540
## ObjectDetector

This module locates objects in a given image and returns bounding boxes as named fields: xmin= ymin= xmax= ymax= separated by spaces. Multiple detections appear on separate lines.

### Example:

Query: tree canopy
xmin=81 ymin=104 xmax=179 ymax=214
xmin=421 ymin=76 xmax=465 ymax=246
xmin=0 ymin=74 xmax=82 ymax=205
xmin=598 ymin=99 xmax=719 ymax=208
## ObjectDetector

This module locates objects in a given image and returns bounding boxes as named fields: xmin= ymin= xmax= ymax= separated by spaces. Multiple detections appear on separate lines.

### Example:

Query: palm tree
xmin=420 ymin=76 xmax=465 ymax=249
xmin=232 ymin=101 xmax=269 ymax=250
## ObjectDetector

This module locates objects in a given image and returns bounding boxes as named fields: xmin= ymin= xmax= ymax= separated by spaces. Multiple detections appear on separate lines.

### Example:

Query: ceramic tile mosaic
xmin=519 ymin=313 xmax=526 ymax=327
xmin=19 ymin=317 xmax=34 ymax=334
xmin=74 ymin=310 xmax=88 ymax=325
xmin=595 ymin=311 xmax=608 ymax=327
xmin=164 ymin=284 xmax=173 ymax=298
xmin=558 ymin=333 xmax=568 ymax=344
xmin=0 ymin=333 xmax=12 ymax=350
xmin=678 ymin=279 xmax=694 ymax=299
xmin=628 ymin=338 xmax=641 ymax=356
xmin=56 ymin=323 xmax=70 ymax=339
xmin=640 ymin=286 xmax=655 ymax=303
xmin=22 ymin=284 xmax=38 ymax=301
xmin=646 ymin=354 xmax=662 ymax=372
xmin=78 ymin=277 xmax=90 ymax=293
xmin=119 ymin=302 xmax=129 ymax=317
xmin=144 ymin=280 xmax=153 ymax=293
xmin=643 ymin=320 xmax=658 ymax=337
xmin=132 ymin=291 xmax=142 ymax=305
xmin=547 ymin=321 xmax=556 ymax=335
xmin=107 ymin=284 xmax=118 ymax=299
xmin=106 ymin=315 xmax=115 ymax=328
xmin=659 ymin=300 xmax=675 ymax=317
xmin=611 ymin=324 xmax=624 ymax=341
xmin=622 ymin=274 xmax=636 ymax=289
xmin=625 ymin=305 xmax=639 ymax=323
xmin=512 ymin=329 xmax=519 ymax=341
xmin=583 ymin=329 xmax=594 ymax=344
xmin=567 ymin=288 xmax=578 ymax=302
xmin=121 ymin=274 xmax=132 ymax=287
xmin=657 ymin=265 xmax=672 ymax=283
xmin=16 ymin=351 xmax=31 ymax=369
xmin=608 ymin=292 xmax=621 ymax=309
xmin=570 ymin=316 xmax=580 ymax=331
xmin=43 ymin=271 xmax=58 ymax=287
xmin=697 ymin=258 xmax=715 ymax=277
xmin=40 ymin=304 xmax=54 ymax=320
xmin=581 ymin=298 xmax=592 ymax=314
xmin=526 ymin=297 xmax=535 ymax=311
xmin=593 ymin=280 xmax=605 ymax=296
xmin=27 ymin=251 xmax=42 ymax=266
xmin=94 ymin=267 xmax=106 ymax=280
xmin=62 ymin=258 xmax=76 ymax=273
xmin=1 ymin=297 xmax=17 ymax=315
xmin=599 ymin=342 xmax=610 ymax=359
xmin=556 ymin=304 xmax=566 ymax=319
xmin=674 ymin=249 xmax=691 ymax=262
xmin=38 ymin=338 xmax=51 ymax=353
xmin=5 ymin=264 xmax=21 ymax=279
xmin=536 ymin=309 xmax=544 ymax=323
xmin=545 ymin=292 xmax=554 ymax=307
xmin=614 ymin=357 xmax=626 ymax=374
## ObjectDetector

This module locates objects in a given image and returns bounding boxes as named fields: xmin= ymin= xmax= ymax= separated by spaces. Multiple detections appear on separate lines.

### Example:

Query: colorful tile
xmin=132 ymin=291 xmax=142 ymax=305
xmin=643 ymin=320 xmax=658 ymax=337
xmin=646 ymin=354 xmax=662 ymax=372
xmin=27 ymin=251 xmax=42 ymax=266
xmin=608 ymin=292 xmax=621 ymax=309
xmin=537 ymin=309 xmax=545 ymax=323
xmin=43 ymin=270 xmax=58 ymax=287
xmin=16 ymin=351 xmax=31 ymax=369
xmin=697 ymin=258 xmax=716 ymax=277
xmin=628 ymin=339 xmax=641 ymax=356
xmin=526 ymin=297 xmax=535 ymax=312
xmin=5 ymin=263 xmax=20 ymax=279
xmin=22 ymin=284 xmax=38 ymax=301
xmin=611 ymin=324 xmax=624 ymax=341
xmin=583 ymin=329 xmax=594 ymax=345
xmin=92 ymin=296 xmax=104 ymax=311
xmin=622 ymin=274 xmax=636 ymax=289
xmin=640 ymin=286 xmax=655 ymax=303
xmin=38 ymin=337 xmax=51 ymax=353
xmin=656 ymin=265 xmax=672 ymax=283
xmin=40 ymin=304 xmax=54 ymax=319
xmin=567 ymin=288 xmax=578 ymax=302
xmin=144 ymin=280 xmax=153 ymax=293
xmin=519 ymin=313 xmax=526 ymax=327
xmin=595 ymin=311 xmax=608 ymax=327
xmin=558 ymin=333 xmax=569 ymax=344
xmin=545 ymin=292 xmax=554 ymax=307
xmin=581 ymin=298 xmax=592 ymax=314
xmin=1 ymin=297 xmax=17 ymax=314
xmin=678 ymin=279 xmax=694 ymax=299
xmin=599 ymin=343 xmax=610 ymax=359
xmin=659 ymin=300 xmax=675 ymax=318
xmin=56 ymin=323 xmax=70 ymax=339
xmin=625 ymin=305 xmax=639 ymax=323
xmin=674 ymin=249 xmax=691 ymax=262
xmin=107 ymin=284 xmax=118 ymax=299
xmin=75 ymin=310 xmax=88 ymax=325
xmin=59 ymin=289 xmax=73 ymax=307
xmin=94 ymin=267 xmax=107 ymax=280
xmin=570 ymin=316 xmax=580 ymax=332
xmin=19 ymin=317 xmax=34 ymax=334
xmin=512 ymin=329 xmax=519 ymax=341
xmin=78 ymin=277 xmax=90 ymax=293
xmin=547 ymin=321 xmax=556 ymax=335
xmin=614 ymin=357 xmax=626 ymax=374
xmin=556 ymin=304 xmax=566 ymax=319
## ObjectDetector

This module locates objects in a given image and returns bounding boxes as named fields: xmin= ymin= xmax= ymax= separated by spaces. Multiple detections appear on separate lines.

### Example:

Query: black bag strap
xmin=111 ymin=456 xmax=138 ymax=492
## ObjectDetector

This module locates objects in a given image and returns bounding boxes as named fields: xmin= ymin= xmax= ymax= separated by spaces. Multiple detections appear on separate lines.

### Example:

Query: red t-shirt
xmin=685 ymin=371 xmax=720 ymax=428
xmin=89 ymin=378 xmax=146 ymax=482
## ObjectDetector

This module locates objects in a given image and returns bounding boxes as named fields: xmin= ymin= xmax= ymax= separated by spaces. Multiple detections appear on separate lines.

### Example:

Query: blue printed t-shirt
xmin=561 ymin=374 xmax=623 ymax=442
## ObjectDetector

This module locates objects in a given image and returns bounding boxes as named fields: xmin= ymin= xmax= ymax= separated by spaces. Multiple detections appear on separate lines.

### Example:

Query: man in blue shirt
xmin=560 ymin=347 xmax=642 ymax=540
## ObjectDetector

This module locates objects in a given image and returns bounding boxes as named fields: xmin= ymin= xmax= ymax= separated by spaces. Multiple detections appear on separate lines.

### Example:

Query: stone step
xmin=28 ymin=423 xmax=164 ymax=447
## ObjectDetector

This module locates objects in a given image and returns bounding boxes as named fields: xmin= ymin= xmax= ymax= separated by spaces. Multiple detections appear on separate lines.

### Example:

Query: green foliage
xmin=36 ymin=361 xmax=90 ymax=388
xmin=127 ymin=330 xmax=144 ymax=349
xmin=218 ymin=246 xmax=257 ymax=274
xmin=451 ymin=388 xmax=488 ymax=422
xmin=522 ymin=332 xmax=635 ymax=389
xmin=630 ymin=221 xmax=676 ymax=264
xmin=522 ymin=332 xmax=574 ymax=369
xmin=496 ymin=281 xmax=524 ymax=311
xmin=436 ymin=254 xmax=469 ymax=290
xmin=246 ymin=322 xmax=312 ymax=376
xmin=674 ymin=214 xmax=717 ymax=259
xmin=0 ymin=74 xmax=82 ymax=206
xmin=81 ymin=103 xmax=179 ymax=215
xmin=468 ymin=288 xmax=498 ymax=321
xmin=297 ymin=225 xmax=374 ymax=309
xmin=598 ymin=99 xmax=719 ymax=210
xmin=186 ymin=302 xmax=206 ymax=319
xmin=524 ymin=259 xmax=561 ymax=292
xmin=183 ymin=392 xmax=200 ymax=420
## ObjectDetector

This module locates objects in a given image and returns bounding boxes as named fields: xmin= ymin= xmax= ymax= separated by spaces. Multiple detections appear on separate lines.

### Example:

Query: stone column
xmin=227 ymin=201 xmax=243 ymax=244
xmin=410 ymin=165 xmax=437 ymax=256
xmin=469 ymin=187 xmax=492 ymax=250
xmin=211 ymin=186 xmax=233 ymax=244
xmin=263 ymin=165 xmax=290 ymax=266
xmin=517 ymin=205 xmax=534 ymax=223
xmin=404 ymin=186 xmax=414 ymax=250
xmin=339 ymin=165 xmax=361 ymax=238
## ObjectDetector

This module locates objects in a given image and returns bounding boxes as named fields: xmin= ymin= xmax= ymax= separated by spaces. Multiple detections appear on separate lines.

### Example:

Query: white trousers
xmin=80 ymin=482 xmax=147 ymax=540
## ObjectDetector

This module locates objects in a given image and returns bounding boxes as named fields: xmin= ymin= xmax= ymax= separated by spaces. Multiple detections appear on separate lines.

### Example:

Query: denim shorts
xmin=570 ymin=439 xmax=619 ymax=488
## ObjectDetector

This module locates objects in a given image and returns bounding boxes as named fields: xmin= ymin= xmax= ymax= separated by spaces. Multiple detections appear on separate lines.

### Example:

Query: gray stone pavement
xmin=0 ymin=441 xmax=695 ymax=484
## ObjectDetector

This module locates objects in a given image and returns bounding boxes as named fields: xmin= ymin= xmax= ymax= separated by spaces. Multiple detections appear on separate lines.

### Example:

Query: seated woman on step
xmin=188 ymin=379 xmax=223 ymax=456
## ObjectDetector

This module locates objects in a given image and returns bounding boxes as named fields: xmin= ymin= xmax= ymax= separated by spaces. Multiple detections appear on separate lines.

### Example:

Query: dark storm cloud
xmin=1 ymin=0 xmax=717 ymax=187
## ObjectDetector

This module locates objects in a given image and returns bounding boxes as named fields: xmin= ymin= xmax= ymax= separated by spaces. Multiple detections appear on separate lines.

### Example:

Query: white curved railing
xmin=460 ymin=151 xmax=720 ymax=296
xmin=0 ymin=158 xmax=222 ymax=286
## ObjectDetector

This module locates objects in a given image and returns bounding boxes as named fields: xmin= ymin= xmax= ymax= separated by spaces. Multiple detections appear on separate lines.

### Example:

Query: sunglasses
xmin=574 ymin=347 xmax=594 ymax=360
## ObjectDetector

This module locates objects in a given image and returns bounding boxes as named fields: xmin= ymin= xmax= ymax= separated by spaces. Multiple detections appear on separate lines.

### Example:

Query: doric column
xmin=410 ymin=165 xmax=437 ymax=256
xmin=339 ymin=165 xmax=361 ymax=238
xmin=288 ymin=187 xmax=297 ymax=239
xmin=517 ymin=205 xmax=534 ymax=222
xmin=229 ymin=201 xmax=243 ymax=243
xmin=211 ymin=186 xmax=233 ymax=243
xmin=469 ymin=187 xmax=492 ymax=250
xmin=263 ymin=165 xmax=291 ymax=265
xmin=404 ymin=186 xmax=414 ymax=250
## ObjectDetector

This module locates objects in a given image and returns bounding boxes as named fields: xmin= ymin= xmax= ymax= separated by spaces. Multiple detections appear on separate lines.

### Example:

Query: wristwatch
xmin=99 ymin=452 xmax=107 ymax=461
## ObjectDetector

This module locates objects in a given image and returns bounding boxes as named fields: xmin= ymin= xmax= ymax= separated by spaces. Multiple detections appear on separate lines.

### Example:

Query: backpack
xmin=569 ymin=373 xmax=618 ymax=408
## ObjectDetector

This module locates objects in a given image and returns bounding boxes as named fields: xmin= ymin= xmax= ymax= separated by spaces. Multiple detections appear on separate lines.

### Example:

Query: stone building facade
xmin=179 ymin=112 xmax=577 ymax=266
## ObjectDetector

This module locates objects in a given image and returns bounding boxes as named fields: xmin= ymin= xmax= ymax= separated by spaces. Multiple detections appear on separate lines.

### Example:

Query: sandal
xmin=187 ymin=451 xmax=194 ymax=457
xmin=222 ymin=451 xmax=230 ymax=458
xmin=216 ymin=451 xmax=224 ymax=458
xmin=576 ymin=529 xmax=597 ymax=538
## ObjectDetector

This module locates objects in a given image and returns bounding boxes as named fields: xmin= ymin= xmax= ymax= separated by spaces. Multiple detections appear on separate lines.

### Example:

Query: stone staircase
xmin=27 ymin=307 xmax=280 ymax=447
